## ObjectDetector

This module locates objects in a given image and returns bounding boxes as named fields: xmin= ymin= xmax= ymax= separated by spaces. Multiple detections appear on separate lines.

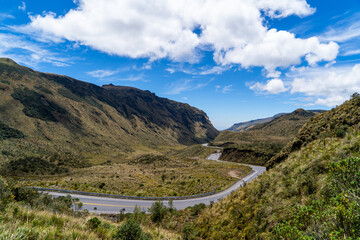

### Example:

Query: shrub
xmin=11 ymin=88 xmax=68 ymax=122
xmin=87 ymin=217 xmax=102 ymax=230
xmin=190 ymin=203 xmax=206 ymax=216
xmin=0 ymin=121 xmax=25 ymax=141
xmin=114 ymin=219 xmax=152 ymax=240
xmin=149 ymin=201 xmax=167 ymax=225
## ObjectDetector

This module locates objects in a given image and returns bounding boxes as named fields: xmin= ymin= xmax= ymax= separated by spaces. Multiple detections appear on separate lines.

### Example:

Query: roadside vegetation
xmin=0 ymin=176 xmax=181 ymax=239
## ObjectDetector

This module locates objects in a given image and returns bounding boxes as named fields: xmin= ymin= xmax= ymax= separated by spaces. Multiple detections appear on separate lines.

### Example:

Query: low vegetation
xmin=16 ymin=155 xmax=251 ymax=197
xmin=11 ymin=88 xmax=68 ymax=122
xmin=0 ymin=176 xmax=181 ymax=239
xmin=0 ymin=120 xmax=24 ymax=141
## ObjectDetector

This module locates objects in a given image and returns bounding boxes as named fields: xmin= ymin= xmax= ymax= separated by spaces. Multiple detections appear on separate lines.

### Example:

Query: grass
xmin=0 ymin=202 xmax=181 ymax=240
xmin=16 ymin=155 xmax=252 ymax=197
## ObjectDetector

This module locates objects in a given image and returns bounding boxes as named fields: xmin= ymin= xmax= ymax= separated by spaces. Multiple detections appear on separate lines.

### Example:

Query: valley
xmin=1 ymin=59 xmax=360 ymax=240
xmin=1 ymin=1 xmax=359 ymax=239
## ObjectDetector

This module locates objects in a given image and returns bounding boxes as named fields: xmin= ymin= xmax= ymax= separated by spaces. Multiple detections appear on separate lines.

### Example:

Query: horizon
xmin=1 ymin=0 xmax=360 ymax=129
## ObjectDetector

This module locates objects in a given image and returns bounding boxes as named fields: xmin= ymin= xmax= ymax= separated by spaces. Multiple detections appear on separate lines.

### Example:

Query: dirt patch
xmin=228 ymin=170 xmax=241 ymax=179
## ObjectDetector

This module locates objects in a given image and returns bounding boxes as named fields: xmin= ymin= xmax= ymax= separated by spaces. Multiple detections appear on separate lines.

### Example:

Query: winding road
xmin=43 ymin=146 xmax=266 ymax=214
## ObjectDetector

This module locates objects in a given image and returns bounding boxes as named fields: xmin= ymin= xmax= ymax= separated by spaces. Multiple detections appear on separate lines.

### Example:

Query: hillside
xmin=213 ymin=109 xmax=321 ymax=165
xmin=194 ymin=94 xmax=360 ymax=239
xmin=0 ymin=58 xmax=218 ymax=164
xmin=226 ymin=113 xmax=286 ymax=131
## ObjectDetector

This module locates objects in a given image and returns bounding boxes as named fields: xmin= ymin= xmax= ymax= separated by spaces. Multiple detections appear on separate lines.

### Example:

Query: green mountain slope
xmin=0 ymin=58 xmax=218 ymax=163
xmin=214 ymin=109 xmax=321 ymax=165
xmin=194 ymin=95 xmax=360 ymax=239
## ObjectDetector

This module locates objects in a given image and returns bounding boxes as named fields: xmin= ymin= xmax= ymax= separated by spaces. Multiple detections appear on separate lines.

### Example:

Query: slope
xmin=194 ymin=94 xmax=360 ymax=239
xmin=0 ymin=58 xmax=218 ymax=164
xmin=214 ymin=109 xmax=320 ymax=165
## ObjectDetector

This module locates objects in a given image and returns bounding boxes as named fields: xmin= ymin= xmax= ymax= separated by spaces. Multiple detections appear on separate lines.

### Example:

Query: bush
xmin=11 ymin=88 xmax=68 ymax=122
xmin=87 ymin=217 xmax=102 ymax=230
xmin=2 ymin=156 xmax=69 ymax=176
xmin=114 ymin=219 xmax=152 ymax=240
xmin=0 ymin=121 xmax=25 ymax=141
xmin=149 ymin=201 xmax=167 ymax=225
xmin=190 ymin=203 xmax=206 ymax=216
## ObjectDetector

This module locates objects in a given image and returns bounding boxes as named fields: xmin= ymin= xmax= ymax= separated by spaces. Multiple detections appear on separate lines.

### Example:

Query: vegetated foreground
xmin=193 ymin=94 xmax=360 ymax=239
xmin=0 ymin=177 xmax=181 ymax=239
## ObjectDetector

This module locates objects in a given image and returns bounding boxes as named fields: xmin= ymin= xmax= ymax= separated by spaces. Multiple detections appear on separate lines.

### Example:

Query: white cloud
xmin=0 ymin=33 xmax=70 ymax=67
xmin=25 ymin=0 xmax=337 ymax=73
xmin=320 ymin=13 xmax=360 ymax=43
xmin=18 ymin=1 xmax=26 ymax=11
xmin=250 ymin=78 xmax=287 ymax=94
xmin=87 ymin=69 xmax=120 ymax=78
xmin=290 ymin=64 xmax=360 ymax=106
xmin=0 ymin=13 xmax=15 ymax=20
xmin=222 ymin=85 xmax=233 ymax=93
xmin=165 ymin=78 xmax=210 ymax=95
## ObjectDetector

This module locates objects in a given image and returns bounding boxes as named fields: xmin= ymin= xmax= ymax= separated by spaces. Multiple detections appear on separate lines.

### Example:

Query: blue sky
xmin=0 ymin=0 xmax=360 ymax=129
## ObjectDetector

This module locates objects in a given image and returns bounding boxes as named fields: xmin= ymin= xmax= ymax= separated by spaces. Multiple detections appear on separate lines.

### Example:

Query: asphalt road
xmin=44 ymin=150 xmax=266 ymax=214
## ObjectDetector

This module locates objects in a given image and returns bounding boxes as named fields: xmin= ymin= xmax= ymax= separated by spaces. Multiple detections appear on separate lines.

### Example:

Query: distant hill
xmin=226 ymin=113 xmax=286 ymax=131
xmin=227 ymin=110 xmax=325 ymax=132
xmin=0 ymin=58 xmax=218 ymax=163
xmin=213 ymin=109 xmax=324 ymax=165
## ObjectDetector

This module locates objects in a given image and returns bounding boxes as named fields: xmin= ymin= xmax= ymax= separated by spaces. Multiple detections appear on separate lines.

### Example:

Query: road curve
xmin=44 ymin=150 xmax=266 ymax=214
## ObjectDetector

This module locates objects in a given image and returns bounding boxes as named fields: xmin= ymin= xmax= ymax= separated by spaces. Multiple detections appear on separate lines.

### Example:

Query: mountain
xmin=194 ymin=94 xmax=360 ymax=239
xmin=226 ymin=113 xmax=286 ymax=131
xmin=0 ymin=58 xmax=218 ymax=163
xmin=213 ymin=109 xmax=324 ymax=165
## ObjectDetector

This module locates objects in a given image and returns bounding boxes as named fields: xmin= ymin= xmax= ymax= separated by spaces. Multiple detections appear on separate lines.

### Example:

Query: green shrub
xmin=11 ymin=88 xmax=68 ymax=121
xmin=190 ymin=203 xmax=206 ymax=216
xmin=2 ymin=156 xmax=69 ymax=175
xmin=114 ymin=219 xmax=152 ymax=240
xmin=0 ymin=121 xmax=25 ymax=141
xmin=1 ymin=80 xmax=10 ymax=85
xmin=87 ymin=217 xmax=102 ymax=230
xmin=149 ymin=201 xmax=167 ymax=225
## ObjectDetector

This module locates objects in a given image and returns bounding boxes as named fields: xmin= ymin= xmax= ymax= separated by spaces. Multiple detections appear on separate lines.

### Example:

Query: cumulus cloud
xmin=250 ymin=78 xmax=287 ymax=94
xmin=26 ymin=0 xmax=338 ymax=73
xmin=289 ymin=64 xmax=360 ymax=106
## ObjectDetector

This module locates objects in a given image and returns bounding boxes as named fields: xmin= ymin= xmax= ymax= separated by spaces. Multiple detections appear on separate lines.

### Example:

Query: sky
xmin=0 ymin=0 xmax=360 ymax=130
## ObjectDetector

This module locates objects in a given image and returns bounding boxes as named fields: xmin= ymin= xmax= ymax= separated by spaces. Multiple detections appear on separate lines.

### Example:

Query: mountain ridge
xmin=0 ymin=58 xmax=218 ymax=163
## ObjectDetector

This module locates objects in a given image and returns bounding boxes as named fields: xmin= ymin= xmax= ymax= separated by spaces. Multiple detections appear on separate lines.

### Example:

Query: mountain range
xmin=0 ymin=58 xmax=218 ymax=163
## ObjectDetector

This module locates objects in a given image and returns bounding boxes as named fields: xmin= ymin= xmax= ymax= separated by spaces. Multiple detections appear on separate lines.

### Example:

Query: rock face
xmin=0 ymin=58 xmax=218 ymax=160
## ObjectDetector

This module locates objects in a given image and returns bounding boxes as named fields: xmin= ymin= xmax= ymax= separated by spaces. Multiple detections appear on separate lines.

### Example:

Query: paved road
xmin=44 ymin=148 xmax=266 ymax=214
